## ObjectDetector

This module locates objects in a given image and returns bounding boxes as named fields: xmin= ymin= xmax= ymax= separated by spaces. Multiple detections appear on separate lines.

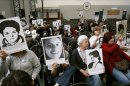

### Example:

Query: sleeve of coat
xmin=119 ymin=49 xmax=130 ymax=62
xmin=102 ymin=44 xmax=119 ymax=54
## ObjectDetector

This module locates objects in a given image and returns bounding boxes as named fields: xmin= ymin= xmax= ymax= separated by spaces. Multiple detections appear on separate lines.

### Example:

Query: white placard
xmin=86 ymin=49 xmax=105 ymax=75
xmin=126 ymin=33 xmax=130 ymax=47
xmin=52 ymin=20 xmax=61 ymax=30
xmin=37 ymin=19 xmax=43 ymax=26
xmin=64 ymin=25 xmax=71 ymax=36
xmin=32 ymin=20 xmax=37 ymax=26
xmin=0 ymin=17 xmax=28 ymax=54
xmin=41 ymin=35 xmax=65 ymax=65
xmin=116 ymin=20 xmax=127 ymax=37
xmin=20 ymin=18 xmax=29 ymax=30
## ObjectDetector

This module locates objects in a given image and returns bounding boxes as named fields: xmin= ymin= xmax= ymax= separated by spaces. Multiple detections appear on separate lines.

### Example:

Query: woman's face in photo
xmin=3 ymin=27 xmax=18 ymax=44
xmin=90 ymin=55 xmax=98 ymax=62
xmin=44 ymin=38 xmax=62 ymax=59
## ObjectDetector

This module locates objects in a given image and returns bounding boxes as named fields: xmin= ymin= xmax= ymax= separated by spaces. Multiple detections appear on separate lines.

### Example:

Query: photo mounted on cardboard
xmin=0 ymin=17 xmax=28 ymax=54
xmin=64 ymin=25 xmax=71 ymax=36
xmin=37 ymin=19 xmax=43 ymax=26
xmin=41 ymin=35 xmax=65 ymax=65
xmin=32 ymin=19 xmax=37 ymax=26
xmin=116 ymin=20 xmax=127 ymax=37
xmin=20 ymin=18 xmax=29 ymax=30
xmin=86 ymin=48 xmax=105 ymax=75
xmin=126 ymin=33 xmax=130 ymax=47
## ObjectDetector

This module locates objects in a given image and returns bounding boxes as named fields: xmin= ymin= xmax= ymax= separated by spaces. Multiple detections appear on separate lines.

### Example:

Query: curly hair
xmin=0 ymin=20 xmax=20 ymax=35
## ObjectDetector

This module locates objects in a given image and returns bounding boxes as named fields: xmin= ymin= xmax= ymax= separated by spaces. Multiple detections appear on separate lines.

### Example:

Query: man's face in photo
xmin=44 ymin=37 xmax=62 ymax=59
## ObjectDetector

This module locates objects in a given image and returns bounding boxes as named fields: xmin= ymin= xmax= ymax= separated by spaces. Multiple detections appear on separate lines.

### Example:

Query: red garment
xmin=101 ymin=43 xmax=130 ymax=74
xmin=71 ymin=28 xmax=77 ymax=38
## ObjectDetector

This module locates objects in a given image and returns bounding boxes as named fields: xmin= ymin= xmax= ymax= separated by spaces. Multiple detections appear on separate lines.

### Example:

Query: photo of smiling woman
xmin=0 ymin=20 xmax=24 ymax=47
xmin=42 ymin=35 xmax=65 ymax=65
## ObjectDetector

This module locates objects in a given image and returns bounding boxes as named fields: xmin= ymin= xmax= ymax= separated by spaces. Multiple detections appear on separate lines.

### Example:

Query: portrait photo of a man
xmin=41 ymin=35 xmax=65 ymax=65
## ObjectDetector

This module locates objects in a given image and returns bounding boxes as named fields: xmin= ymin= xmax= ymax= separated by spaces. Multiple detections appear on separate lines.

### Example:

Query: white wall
xmin=60 ymin=5 xmax=130 ymax=20
xmin=0 ymin=0 xmax=13 ymax=18
xmin=36 ymin=0 xmax=130 ymax=8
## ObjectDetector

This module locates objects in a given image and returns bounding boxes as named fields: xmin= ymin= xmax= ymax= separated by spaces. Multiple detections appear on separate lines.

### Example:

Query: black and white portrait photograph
xmin=126 ymin=33 xmax=130 ymax=47
xmin=20 ymin=18 xmax=29 ymax=30
xmin=116 ymin=20 xmax=127 ymax=36
xmin=86 ymin=49 xmax=105 ymax=75
xmin=41 ymin=35 xmax=65 ymax=65
xmin=32 ymin=19 xmax=37 ymax=26
xmin=37 ymin=19 xmax=43 ymax=26
xmin=0 ymin=17 xmax=28 ymax=54
xmin=64 ymin=25 xmax=71 ymax=36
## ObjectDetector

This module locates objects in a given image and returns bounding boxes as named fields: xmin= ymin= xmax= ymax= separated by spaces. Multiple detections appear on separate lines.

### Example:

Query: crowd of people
xmin=0 ymin=13 xmax=130 ymax=86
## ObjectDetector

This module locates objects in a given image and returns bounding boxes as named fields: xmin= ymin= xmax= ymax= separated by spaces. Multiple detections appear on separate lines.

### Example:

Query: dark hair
xmin=1 ymin=70 xmax=32 ymax=86
xmin=89 ymin=50 xmax=101 ymax=61
xmin=102 ymin=32 xmax=113 ymax=43
xmin=118 ymin=24 xmax=124 ymax=32
xmin=0 ymin=20 xmax=20 ymax=35
xmin=0 ymin=15 xmax=5 ymax=20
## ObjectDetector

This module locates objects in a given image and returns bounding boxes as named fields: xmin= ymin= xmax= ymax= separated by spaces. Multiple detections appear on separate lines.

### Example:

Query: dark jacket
xmin=71 ymin=48 xmax=87 ymax=70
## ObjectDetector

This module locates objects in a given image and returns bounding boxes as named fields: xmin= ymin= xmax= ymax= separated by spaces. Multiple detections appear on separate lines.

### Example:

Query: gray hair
xmin=77 ymin=35 xmax=88 ymax=46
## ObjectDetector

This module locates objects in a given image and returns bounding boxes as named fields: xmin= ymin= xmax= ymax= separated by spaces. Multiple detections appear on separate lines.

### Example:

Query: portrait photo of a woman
xmin=42 ymin=35 xmax=64 ymax=61
xmin=88 ymin=50 xmax=103 ymax=69
xmin=0 ymin=20 xmax=24 ymax=47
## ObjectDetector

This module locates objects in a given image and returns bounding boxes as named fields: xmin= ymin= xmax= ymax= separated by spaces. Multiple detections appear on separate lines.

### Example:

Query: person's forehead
xmin=3 ymin=27 xmax=16 ymax=32
xmin=46 ymin=38 xmax=61 ymax=43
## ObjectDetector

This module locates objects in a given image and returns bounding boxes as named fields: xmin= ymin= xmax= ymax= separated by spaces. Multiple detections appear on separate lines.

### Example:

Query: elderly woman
xmin=71 ymin=35 xmax=102 ymax=86
xmin=101 ymin=32 xmax=130 ymax=85
xmin=0 ymin=50 xmax=41 ymax=85
xmin=0 ymin=20 xmax=24 ymax=47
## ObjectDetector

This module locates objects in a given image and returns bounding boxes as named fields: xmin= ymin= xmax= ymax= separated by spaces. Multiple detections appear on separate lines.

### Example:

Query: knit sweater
xmin=0 ymin=50 xmax=41 ymax=80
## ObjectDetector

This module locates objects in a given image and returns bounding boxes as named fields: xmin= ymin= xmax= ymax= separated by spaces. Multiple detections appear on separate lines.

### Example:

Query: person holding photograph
xmin=44 ymin=37 xmax=64 ymax=60
xmin=116 ymin=34 xmax=130 ymax=50
xmin=0 ymin=20 xmax=24 ymax=47
xmin=88 ymin=50 xmax=103 ymax=69
xmin=71 ymin=35 xmax=102 ymax=86
xmin=0 ymin=50 xmax=41 ymax=86
xmin=45 ymin=48 xmax=76 ymax=86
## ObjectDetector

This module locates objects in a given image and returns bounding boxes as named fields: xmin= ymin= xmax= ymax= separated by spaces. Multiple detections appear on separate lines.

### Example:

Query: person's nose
xmin=51 ymin=45 xmax=56 ymax=51
xmin=10 ymin=34 xmax=14 ymax=37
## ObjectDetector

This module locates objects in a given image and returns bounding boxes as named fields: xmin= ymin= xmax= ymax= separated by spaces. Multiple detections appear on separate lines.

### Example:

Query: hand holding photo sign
xmin=0 ymin=17 xmax=28 ymax=54
xmin=41 ymin=35 xmax=65 ymax=65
